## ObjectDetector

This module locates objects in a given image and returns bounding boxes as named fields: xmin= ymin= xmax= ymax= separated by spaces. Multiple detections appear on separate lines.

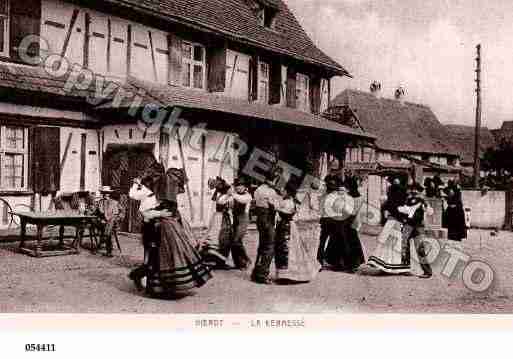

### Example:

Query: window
xmin=296 ymin=73 xmax=310 ymax=112
xmin=320 ymin=78 xmax=329 ymax=113
xmin=363 ymin=147 xmax=373 ymax=163
xmin=182 ymin=41 xmax=206 ymax=89
xmin=0 ymin=126 xmax=28 ymax=190
xmin=258 ymin=61 xmax=269 ymax=103
xmin=0 ymin=0 xmax=9 ymax=57
xmin=257 ymin=5 xmax=277 ymax=29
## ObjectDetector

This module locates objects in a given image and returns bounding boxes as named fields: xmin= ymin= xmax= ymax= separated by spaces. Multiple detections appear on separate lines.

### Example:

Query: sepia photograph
xmin=0 ymin=0 xmax=512 ymax=325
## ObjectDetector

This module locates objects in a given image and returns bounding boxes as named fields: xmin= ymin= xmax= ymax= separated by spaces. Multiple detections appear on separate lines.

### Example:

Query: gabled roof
xmin=90 ymin=0 xmax=347 ymax=76
xmin=445 ymin=124 xmax=496 ymax=165
xmin=331 ymin=89 xmax=459 ymax=156
xmin=96 ymin=77 xmax=374 ymax=139
xmin=492 ymin=121 xmax=513 ymax=143
xmin=500 ymin=121 xmax=513 ymax=132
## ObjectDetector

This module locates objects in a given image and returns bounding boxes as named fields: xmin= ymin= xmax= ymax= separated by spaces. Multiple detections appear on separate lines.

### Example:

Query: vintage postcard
xmin=0 ymin=0 xmax=513 ymax=349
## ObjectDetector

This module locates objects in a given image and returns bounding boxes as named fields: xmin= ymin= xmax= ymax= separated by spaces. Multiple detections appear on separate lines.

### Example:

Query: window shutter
xmin=167 ymin=33 xmax=182 ymax=86
xmin=310 ymin=76 xmax=321 ymax=114
xmin=207 ymin=44 xmax=226 ymax=92
xmin=286 ymin=67 xmax=297 ymax=108
xmin=32 ymin=127 xmax=60 ymax=194
xmin=269 ymin=59 xmax=281 ymax=105
xmin=27 ymin=126 xmax=35 ymax=191
xmin=248 ymin=55 xmax=258 ymax=101
xmin=10 ymin=0 xmax=41 ymax=63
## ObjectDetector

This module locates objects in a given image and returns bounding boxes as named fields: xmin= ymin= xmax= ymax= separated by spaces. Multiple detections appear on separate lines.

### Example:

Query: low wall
xmin=462 ymin=190 xmax=505 ymax=229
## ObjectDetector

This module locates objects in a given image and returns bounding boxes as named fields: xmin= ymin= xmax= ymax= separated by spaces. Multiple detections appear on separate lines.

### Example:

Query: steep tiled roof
xmin=92 ymin=0 xmax=347 ymax=75
xmin=492 ymin=121 xmax=513 ymax=143
xmin=0 ymin=63 xmax=370 ymax=140
xmin=445 ymin=125 xmax=496 ymax=165
xmin=97 ymin=77 xmax=373 ymax=139
xmin=331 ymin=89 xmax=459 ymax=156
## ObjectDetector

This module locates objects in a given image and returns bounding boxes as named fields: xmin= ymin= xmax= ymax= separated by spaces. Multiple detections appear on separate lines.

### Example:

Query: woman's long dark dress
xmin=325 ymin=195 xmax=365 ymax=271
xmin=145 ymin=202 xmax=212 ymax=296
xmin=444 ymin=192 xmax=467 ymax=241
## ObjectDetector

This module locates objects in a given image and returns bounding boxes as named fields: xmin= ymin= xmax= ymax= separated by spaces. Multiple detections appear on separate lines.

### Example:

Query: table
xmin=14 ymin=211 xmax=97 ymax=258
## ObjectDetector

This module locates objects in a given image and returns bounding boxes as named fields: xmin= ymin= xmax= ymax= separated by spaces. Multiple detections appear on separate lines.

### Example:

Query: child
xmin=94 ymin=186 xmax=124 ymax=257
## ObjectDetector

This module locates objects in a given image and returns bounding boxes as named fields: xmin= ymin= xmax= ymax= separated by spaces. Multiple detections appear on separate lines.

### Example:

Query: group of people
xmin=366 ymin=174 xmax=468 ymax=278
xmin=120 ymin=160 xmax=468 ymax=298
xmin=202 ymin=173 xmax=321 ymax=285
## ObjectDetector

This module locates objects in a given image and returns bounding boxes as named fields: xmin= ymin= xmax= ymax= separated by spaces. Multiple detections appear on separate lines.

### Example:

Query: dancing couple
xmin=202 ymin=177 xmax=253 ymax=270
xmin=251 ymin=173 xmax=320 ymax=285
xmin=366 ymin=180 xmax=433 ymax=278
xmin=128 ymin=163 xmax=212 ymax=298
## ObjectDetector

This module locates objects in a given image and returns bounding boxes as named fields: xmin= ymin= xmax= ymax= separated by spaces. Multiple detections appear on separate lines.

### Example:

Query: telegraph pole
xmin=473 ymin=44 xmax=482 ymax=188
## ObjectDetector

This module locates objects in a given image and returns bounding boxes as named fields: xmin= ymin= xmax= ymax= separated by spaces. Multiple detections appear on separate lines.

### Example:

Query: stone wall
xmin=462 ymin=190 xmax=505 ymax=229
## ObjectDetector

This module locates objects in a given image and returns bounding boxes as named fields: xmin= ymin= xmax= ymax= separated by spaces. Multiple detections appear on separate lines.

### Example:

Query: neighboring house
xmin=445 ymin=124 xmax=496 ymax=172
xmin=491 ymin=121 xmax=513 ymax=144
xmin=0 ymin=0 xmax=373 ymax=230
xmin=328 ymin=88 xmax=461 ymax=208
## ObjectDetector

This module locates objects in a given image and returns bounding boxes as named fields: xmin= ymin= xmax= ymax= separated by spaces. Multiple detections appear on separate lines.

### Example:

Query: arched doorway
xmin=102 ymin=144 xmax=158 ymax=233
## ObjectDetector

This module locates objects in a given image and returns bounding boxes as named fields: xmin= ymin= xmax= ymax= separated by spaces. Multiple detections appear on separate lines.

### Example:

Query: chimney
xmin=370 ymin=81 xmax=382 ymax=97
xmin=395 ymin=86 xmax=406 ymax=103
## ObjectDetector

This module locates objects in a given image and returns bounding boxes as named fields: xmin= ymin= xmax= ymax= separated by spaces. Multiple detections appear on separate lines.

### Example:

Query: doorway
xmin=102 ymin=144 xmax=158 ymax=233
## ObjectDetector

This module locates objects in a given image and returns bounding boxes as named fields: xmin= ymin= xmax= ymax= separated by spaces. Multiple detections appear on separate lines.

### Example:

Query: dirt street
xmin=0 ymin=228 xmax=511 ymax=313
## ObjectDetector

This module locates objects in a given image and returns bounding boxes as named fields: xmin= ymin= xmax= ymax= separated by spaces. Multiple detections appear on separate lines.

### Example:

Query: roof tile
xmin=96 ymin=0 xmax=346 ymax=74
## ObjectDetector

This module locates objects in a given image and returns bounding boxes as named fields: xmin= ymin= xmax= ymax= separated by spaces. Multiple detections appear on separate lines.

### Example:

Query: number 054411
xmin=25 ymin=344 xmax=56 ymax=352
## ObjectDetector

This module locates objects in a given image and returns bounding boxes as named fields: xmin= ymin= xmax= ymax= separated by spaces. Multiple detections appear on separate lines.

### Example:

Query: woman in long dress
xmin=128 ymin=166 xmax=212 ymax=297
xmin=325 ymin=176 xmax=365 ymax=272
xmin=443 ymin=183 xmax=467 ymax=242
xmin=275 ymin=185 xmax=320 ymax=283
xmin=366 ymin=182 xmax=427 ymax=276
xmin=203 ymin=177 xmax=233 ymax=269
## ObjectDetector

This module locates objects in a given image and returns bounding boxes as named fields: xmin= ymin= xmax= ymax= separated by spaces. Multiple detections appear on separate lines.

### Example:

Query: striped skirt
xmin=367 ymin=219 xmax=422 ymax=275
xmin=148 ymin=217 xmax=212 ymax=295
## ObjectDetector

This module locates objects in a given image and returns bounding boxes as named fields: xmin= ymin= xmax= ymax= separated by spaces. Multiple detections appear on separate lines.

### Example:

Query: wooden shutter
xmin=248 ymin=55 xmax=258 ymax=101
xmin=269 ymin=59 xmax=282 ymax=105
xmin=10 ymin=0 xmax=41 ymax=63
xmin=32 ymin=127 xmax=60 ymax=194
xmin=207 ymin=44 xmax=227 ymax=92
xmin=310 ymin=76 xmax=321 ymax=114
xmin=167 ymin=33 xmax=182 ymax=86
xmin=286 ymin=67 xmax=297 ymax=108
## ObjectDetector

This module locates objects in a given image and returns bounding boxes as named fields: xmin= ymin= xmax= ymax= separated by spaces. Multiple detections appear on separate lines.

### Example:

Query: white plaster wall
xmin=462 ymin=190 xmax=505 ymax=229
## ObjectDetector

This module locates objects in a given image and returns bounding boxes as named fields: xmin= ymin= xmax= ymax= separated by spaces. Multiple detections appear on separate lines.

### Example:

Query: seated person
xmin=93 ymin=186 xmax=125 ymax=257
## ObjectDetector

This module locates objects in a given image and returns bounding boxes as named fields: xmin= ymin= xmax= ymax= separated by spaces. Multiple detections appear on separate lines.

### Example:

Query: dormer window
xmin=253 ymin=1 xmax=278 ymax=29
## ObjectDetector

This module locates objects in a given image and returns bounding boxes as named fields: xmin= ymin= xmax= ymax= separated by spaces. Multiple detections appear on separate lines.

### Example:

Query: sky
xmin=287 ymin=0 xmax=513 ymax=129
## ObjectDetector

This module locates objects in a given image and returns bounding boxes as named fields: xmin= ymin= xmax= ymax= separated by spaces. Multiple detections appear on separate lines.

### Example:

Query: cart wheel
xmin=9 ymin=203 xmax=33 ymax=229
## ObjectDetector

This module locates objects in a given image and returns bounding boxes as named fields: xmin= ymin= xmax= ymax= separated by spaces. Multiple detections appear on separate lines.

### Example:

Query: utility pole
xmin=473 ymin=44 xmax=482 ymax=188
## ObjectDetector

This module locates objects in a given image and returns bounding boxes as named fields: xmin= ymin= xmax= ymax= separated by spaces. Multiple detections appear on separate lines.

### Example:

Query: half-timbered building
xmin=0 ymin=0 xmax=373 ymax=232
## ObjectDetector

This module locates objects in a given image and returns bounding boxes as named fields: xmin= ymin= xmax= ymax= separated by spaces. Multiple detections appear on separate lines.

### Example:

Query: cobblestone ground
xmin=0 ymin=228 xmax=512 ymax=313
